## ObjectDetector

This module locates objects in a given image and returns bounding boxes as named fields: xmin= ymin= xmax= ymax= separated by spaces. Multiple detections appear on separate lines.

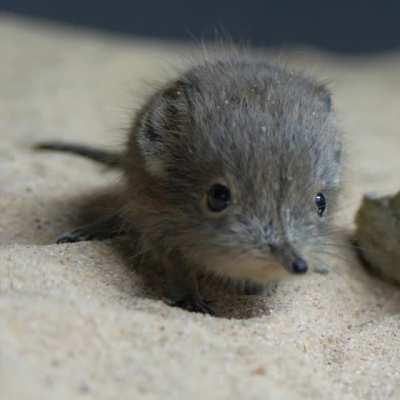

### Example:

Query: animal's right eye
xmin=207 ymin=183 xmax=231 ymax=212
xmin=314 ymin=192 xmax=327 ymax=217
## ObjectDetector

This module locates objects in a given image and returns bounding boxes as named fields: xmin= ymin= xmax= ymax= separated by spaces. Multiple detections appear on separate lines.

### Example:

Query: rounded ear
xmin=316 ymin=85 xmax=332 ymax=112
xmin=321 ymin=90 xmax=332 ymax=112
xmin=136 ymin=80 xmax=189 ymax=176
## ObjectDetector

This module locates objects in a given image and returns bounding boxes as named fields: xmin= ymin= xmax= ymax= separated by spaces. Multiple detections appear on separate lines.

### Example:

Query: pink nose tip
xmin=292 ymin=258 xmax=308 ymax=274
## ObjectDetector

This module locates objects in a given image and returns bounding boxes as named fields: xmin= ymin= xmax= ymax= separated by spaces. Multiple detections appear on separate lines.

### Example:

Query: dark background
xmin=1 ymin=0 xmax=400 ymax=54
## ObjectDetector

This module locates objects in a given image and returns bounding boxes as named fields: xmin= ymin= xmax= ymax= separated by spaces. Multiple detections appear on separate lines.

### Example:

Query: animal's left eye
xmin=314 ymin=192 xmax=326 ymax=217
xmin=207 ymin=183 xmax=231 ymax=212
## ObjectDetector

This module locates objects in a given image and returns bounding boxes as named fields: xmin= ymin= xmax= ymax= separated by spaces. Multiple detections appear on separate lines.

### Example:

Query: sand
xmin=1 ymin=14 xmax=400 ymax=400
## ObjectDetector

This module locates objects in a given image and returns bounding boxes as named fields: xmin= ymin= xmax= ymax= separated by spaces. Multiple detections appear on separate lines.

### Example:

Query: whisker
xmin=311 ymin=240 xmax=362 ymax=251
xmin=310 ymin=253 xmax=352 ymax=278
xmin=308 ymin=248 xmax=355 ymax=264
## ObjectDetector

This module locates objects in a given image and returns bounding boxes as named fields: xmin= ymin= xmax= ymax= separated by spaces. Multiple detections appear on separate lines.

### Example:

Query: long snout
xmin=270 ymin=243 xmax=308 ymax=274
xmin=290 ymin=257 xmax=308 ymax=274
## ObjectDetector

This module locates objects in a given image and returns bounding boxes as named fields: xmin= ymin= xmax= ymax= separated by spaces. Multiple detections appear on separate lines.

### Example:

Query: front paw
xmin=56 ymin=228 xmax=91 ymax=244
xmin=168 ymin=296 xmax=215 ymax=316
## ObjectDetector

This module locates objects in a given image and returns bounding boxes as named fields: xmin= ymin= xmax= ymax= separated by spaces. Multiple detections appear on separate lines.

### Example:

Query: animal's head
xmin=128 ymin=57 xmax=342 ymax=282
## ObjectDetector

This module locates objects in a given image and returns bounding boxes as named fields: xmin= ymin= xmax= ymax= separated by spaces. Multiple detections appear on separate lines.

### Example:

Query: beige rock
xmin=355 ymin=191 xmax=400 ymax=284
xmin=1 ymin=14 xmax=400 ymax=400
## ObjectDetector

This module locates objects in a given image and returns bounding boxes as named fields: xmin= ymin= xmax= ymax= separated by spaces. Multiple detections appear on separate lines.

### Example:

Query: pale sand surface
xmin=1 ymin=15 xmax=400 ymax=400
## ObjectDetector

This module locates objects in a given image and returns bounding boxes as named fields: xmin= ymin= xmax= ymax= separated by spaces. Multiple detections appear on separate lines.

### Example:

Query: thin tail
xmin=34 ymin=141 xmax=122 ymax=168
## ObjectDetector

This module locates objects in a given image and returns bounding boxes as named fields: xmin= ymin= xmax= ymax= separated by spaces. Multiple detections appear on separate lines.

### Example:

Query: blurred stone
xmin=355 ymin=191 xmax=400 ymax=284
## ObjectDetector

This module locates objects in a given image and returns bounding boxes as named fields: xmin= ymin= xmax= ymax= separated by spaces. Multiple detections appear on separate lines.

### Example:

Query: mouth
xmin=196 ymin=245 xmax=308 ymax=283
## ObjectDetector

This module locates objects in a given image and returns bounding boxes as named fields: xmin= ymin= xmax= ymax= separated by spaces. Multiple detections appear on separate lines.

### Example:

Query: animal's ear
xmin=317 ymin=85 xmax=332 ymax=112
xmin=136 ymin=80 xmax=189 ymax=176
xmin=322 ymin=91 xmax=332 ymax=112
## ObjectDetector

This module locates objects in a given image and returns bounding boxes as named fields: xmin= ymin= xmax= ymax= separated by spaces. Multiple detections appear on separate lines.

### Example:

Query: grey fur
xmin=37 ymin=51 xmax=343 ymax=315
xmin=122 ymin=52 xmax=343 ymax=313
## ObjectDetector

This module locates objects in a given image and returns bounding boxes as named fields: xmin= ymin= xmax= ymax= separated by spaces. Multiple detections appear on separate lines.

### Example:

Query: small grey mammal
xmin=35 ymin=50 xmax=342 ymax=315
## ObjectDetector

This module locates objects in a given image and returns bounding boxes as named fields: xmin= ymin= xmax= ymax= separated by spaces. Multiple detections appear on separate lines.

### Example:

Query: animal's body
xmin=36 ymin=50 xmax=343 ymax=314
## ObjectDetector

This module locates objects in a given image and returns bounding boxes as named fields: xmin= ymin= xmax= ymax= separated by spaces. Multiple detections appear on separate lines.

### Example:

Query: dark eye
xmin=207 ymin=183 xmax=231 ymax=212
xmin=315 ymin=192 xmax=326 ymax=217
